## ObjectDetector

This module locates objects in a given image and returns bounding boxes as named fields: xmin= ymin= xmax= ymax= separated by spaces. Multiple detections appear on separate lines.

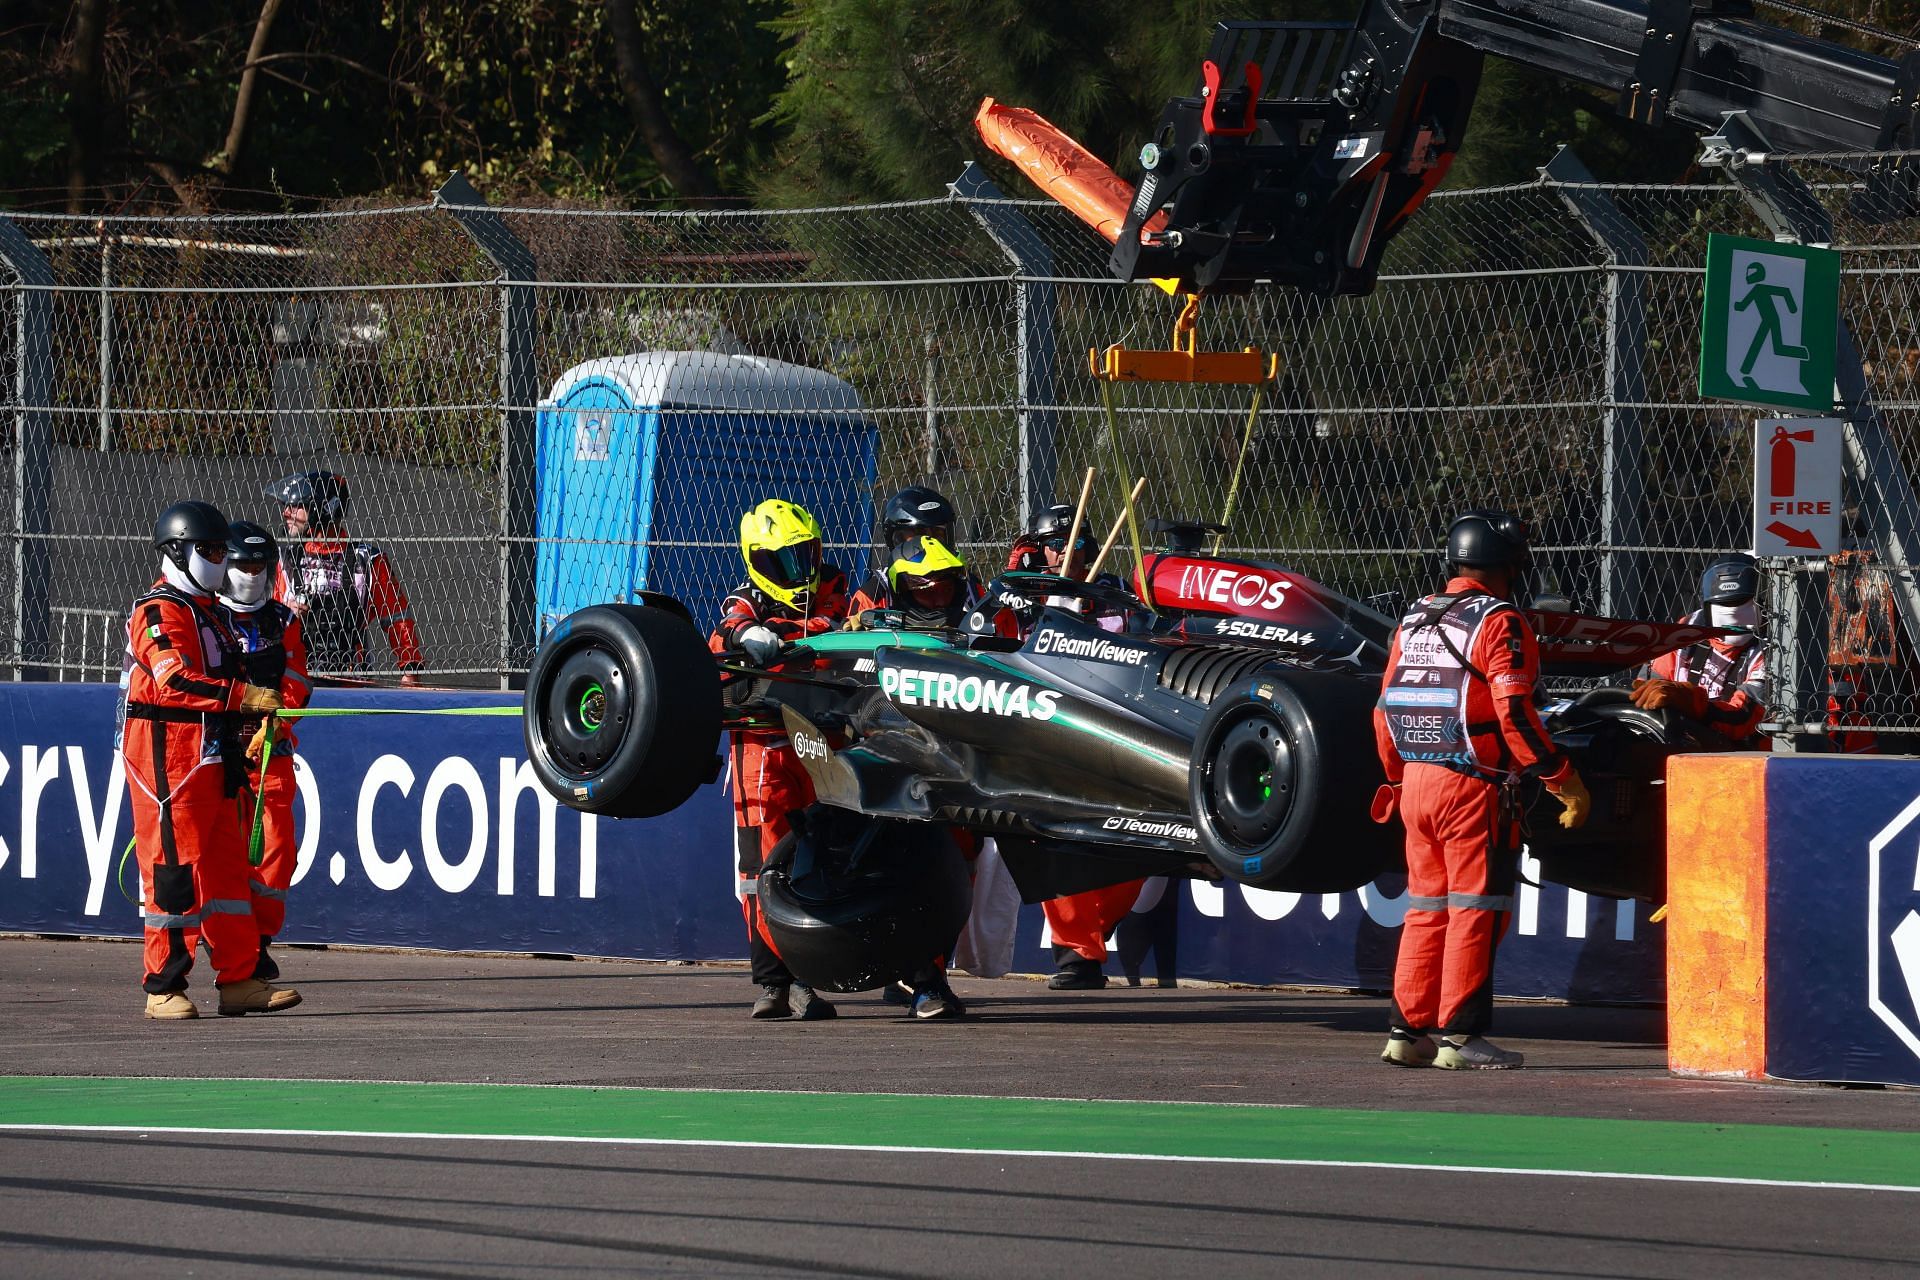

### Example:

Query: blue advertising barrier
xmin=0 ymin=684 xmax=1663 ymax=1002
xmin=1767 ymin=756 xmax=1920 ymax=1084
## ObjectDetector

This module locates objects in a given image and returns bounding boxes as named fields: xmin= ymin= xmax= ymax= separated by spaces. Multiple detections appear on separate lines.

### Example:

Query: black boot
xmin=792 ymin=985 xmax=838 ymax=1021
xmin=1048 ymin=945 xmax=1107 ymax=991
xmin=751 ymin=983 xmax=792 ymax=1019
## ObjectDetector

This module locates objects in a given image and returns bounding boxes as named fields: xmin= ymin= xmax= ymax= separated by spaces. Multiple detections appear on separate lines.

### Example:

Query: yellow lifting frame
xmin=1087 ymin=292 xmax=1279 ymax=386
xmin=1087 ymin=291 xmax=1278 ymax=606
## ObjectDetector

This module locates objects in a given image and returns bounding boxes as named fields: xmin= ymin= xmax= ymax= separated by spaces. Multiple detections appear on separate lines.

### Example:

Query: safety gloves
xmin=1630 ymin=677 xmax=1709 ymax=719
xmin=735 ymin=624 xmax=784 ymax=666
xmin=246 ymin=720 xmax=273 ymax=766
xmin=239 ymin=684 xmax=284 ymax=713
xmin=1546 ymin=769 xmax=1591 ymax=830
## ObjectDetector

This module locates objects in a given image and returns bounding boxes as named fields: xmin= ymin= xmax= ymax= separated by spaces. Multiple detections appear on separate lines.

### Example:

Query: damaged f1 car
xmin=521 ymin=533 xmax=1726 ymax=991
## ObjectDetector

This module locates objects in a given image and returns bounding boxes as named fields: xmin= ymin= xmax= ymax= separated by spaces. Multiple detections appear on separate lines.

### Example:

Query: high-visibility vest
xmin=1672 ymin=610 xmax=1763 ymax=700
xmin=1380 ymin=591 xmax=1516 ymax=777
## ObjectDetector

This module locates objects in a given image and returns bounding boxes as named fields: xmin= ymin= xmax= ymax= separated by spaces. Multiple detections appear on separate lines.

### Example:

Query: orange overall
xmin=121 ymin=583 xmax=258 ymax=994
xmin=224 ymin=601 xmax=312 ymax=939
xmin=1648 ymin=612 xmax=1767 ymax=743
xmin=710 ymin=568 xmax=849 ymax=981
xmin=1373 ymin=578 xmax=1570 ymax=1036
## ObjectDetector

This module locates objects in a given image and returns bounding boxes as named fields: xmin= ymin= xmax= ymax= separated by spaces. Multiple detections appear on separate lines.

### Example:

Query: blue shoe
xmin=911 ymin=985 xmax=964 ymax=1020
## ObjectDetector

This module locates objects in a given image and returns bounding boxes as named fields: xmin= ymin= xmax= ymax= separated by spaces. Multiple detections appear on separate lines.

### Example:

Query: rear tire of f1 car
xmin=1187 ymin=666 xmax=1399 ymax=892
xmin=758 ymin=807 xmax=974 ymax=993
xmin=522 ymin=602 xmax=721 ymax=818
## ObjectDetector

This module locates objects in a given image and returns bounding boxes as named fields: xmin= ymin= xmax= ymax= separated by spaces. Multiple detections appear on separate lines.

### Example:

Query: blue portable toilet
xmin=536 ymin=352 xmax=878 ymax=635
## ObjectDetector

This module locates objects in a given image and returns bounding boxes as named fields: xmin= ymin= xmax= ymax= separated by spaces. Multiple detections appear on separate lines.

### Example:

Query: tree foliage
xmin=4 ymin=0 xmax=1919 ymax=212
xmin=0 ymin=0 xmax=783 ymax=211
xmin=758 ymin=0 xmax=1294 ymax=205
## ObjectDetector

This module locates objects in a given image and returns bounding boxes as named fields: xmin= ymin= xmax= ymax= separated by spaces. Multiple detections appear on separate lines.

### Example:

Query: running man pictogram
xmin=1736 ymin=261 xmax=1812 ymax=389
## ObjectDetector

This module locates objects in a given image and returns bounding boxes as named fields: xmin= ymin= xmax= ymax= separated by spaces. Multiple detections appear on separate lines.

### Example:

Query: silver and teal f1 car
xmin=521 ymin=548 xmax=1724 ymax=988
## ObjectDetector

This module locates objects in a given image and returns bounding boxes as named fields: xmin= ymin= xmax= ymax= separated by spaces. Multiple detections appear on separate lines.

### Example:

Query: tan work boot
xmin=1380 ymin=1030 xmax=1437 ymax=1067
xmin=144 ymin=990 xmax=199 ymax=1020
xmin=216 ymin=977 xmax=303 ymax=1016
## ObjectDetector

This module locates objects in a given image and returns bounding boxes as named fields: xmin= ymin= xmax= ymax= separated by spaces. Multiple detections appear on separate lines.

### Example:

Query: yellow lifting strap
xmin=1088 ymin=292 xmax=1279 ymax=385
xmin=1089 ymin=289 xmax=1277 ymax=595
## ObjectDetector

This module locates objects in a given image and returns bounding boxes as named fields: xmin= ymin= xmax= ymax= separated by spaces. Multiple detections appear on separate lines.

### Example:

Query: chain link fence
xmin=4 ymin=154 xmax=1920 ymax=738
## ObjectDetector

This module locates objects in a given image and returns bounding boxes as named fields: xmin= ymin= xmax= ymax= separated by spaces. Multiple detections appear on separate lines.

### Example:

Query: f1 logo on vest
xmin=1868 ymin=796 xmax=1920 ymax=1062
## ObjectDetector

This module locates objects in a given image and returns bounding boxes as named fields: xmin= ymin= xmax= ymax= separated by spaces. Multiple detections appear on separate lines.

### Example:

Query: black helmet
xmin=1700 ymin=554 xmax=1758 ymax=606
xmin=1023 ymin=503 xmax=1095 ymax=562
xmin=266 ymin=470 xmax=349 ymax=528
xmin=153 ymin=500 xmax=230 ymax=590
xmin=881 ymin=485 xmax=956 ymax=546
xmin=1026 ymin=504 xmax=1077 ymax=538
xmin=154 ymin=500 xmax=229 ymax=551
xmin=227 ymin=520 xmax=278 ymax=567
xmin=1446 ymin=509 xmax=1532 ymax=571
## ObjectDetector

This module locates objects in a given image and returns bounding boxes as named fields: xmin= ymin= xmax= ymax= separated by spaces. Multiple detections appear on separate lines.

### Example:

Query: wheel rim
xmin=1204 ymin=708 xmax=1296 ymax=849
xmin=538 ymin=644 xmax=631 ymax=781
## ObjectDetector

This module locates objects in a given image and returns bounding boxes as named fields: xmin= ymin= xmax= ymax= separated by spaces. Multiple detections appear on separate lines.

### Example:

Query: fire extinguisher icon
xmin=1771 ymin=424 xmax=1816 ymax=496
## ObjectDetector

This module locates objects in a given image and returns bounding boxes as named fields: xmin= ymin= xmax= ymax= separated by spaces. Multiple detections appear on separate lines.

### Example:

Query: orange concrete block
xmin=1667 ymin=754 xmax=1770 ymax=1079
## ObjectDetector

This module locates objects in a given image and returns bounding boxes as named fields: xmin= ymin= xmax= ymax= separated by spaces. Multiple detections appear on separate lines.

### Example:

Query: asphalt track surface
xmin=4 ymin=939 xmax=1920 ymax=1278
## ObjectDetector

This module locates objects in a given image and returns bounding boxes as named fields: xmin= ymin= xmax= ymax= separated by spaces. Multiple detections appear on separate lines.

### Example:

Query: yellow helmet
xmin=740 ymin=499 xmax=825 ymax=608
xmin=887 ymin=534 xmax=966 ymax=597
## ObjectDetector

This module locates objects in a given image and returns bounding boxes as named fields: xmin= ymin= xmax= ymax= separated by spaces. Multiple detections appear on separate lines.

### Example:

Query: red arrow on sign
xmin=1766 ymin=520 xmax=1822 ymax=549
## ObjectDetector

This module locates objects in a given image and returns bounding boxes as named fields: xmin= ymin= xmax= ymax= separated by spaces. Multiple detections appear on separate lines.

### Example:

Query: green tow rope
xmin=247 ymin=717 xmax=278 ymax=867
xmin=1099 ymin=380 xmax=1153 ymax=609
xmin=1213 ymin=382 xmax=1266 ymax=555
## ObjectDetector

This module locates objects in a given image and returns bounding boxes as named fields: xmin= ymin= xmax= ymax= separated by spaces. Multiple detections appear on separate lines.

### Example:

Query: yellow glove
xmin=239 ymin=684 xmax=283 ymax=713
xmin=246 ymin=720 xmax=272 ymax=766
xmin=842 ymin=610 xmax=866 ymax=632
xmin=1546 ymin=769 xmax=1591 ymax=831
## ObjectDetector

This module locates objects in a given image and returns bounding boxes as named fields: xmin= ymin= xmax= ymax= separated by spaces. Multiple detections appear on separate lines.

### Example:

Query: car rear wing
xmin=1529 ymin=610 xmax=1736 ymax=677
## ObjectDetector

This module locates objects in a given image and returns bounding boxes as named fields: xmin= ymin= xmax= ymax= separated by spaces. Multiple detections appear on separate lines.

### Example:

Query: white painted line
xmin=2 ymin=1123 xmax=1915 ymax=1195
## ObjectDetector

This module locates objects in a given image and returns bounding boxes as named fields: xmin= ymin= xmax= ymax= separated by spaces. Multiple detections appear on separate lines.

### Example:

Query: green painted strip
xmin=0 ymin=1076 xmax=1914 ymax=1189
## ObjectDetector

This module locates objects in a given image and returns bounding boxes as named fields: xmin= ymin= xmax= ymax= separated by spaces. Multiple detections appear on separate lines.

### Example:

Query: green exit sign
xmin=1699 ymin=233 xmax=1840 ymax=414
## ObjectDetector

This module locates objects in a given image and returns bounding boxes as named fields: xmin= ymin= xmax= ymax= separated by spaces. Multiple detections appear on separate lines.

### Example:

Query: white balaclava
xmin=1709 ymin=600 xmax=1759 ymax=640
xmin=220 ymin=561 xmax=273 ymax=611
xmin=161 ymin=545 xmax=226 ymax=597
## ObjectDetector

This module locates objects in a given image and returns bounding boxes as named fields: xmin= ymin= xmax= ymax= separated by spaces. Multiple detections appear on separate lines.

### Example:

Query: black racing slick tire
xmin=522 ymin=602 xmax=721 ymax=819
xmin=758 ymin=808 xmax=974 ymax=993
xmin=1187 ymin=666 xmax=1399 ymax=892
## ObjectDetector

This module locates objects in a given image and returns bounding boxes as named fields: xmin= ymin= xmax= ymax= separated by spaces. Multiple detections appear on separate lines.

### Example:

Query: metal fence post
xmin=1545 ymin=147 xmax=1648 ymax=620
xmin=1708 ymin=112 xmax=1920 ymax=734
xmin=0 ymin=215 xmax=53 ymax=680
xmin=97 ymin=223 xmax=112 ymax=453
xmin=437 ymin=173 xmax=538 ymax=689
xmin=950 ymin=162 xmax=1059 ymax=520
